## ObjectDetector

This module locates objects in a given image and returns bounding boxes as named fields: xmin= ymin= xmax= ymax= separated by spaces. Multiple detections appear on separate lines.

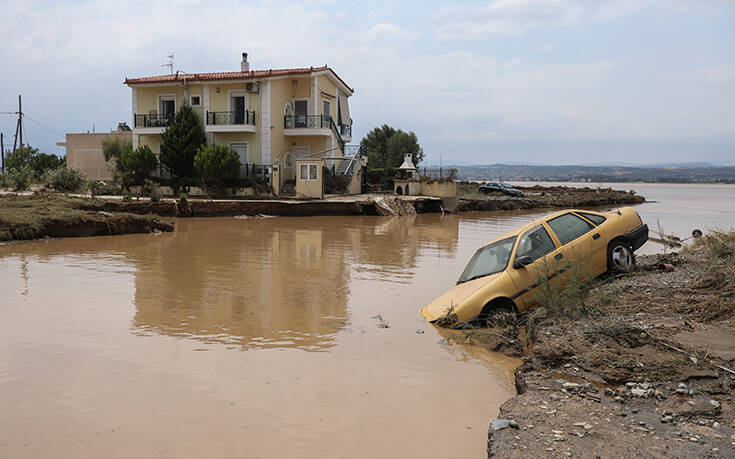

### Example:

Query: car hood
xmin=421 ymin=272 xmax=502 ymax=322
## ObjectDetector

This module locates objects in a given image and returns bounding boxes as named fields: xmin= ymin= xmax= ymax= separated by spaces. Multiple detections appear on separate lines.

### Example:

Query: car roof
xmin=478 ymin=208 xmax=608 ymax=249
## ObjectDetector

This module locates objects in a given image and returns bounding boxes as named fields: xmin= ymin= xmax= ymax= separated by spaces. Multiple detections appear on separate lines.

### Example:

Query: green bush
xmin=117 ymin=145 xmax=158 ymax=187
xmin=160 ymin=104 xmax=206 ymax=178
xmin=4 ymin=145 xmax=37 ymax=171
xmin=193 ymin=144 xmax=241 ymax=196
xmin=0 ymin=171 xmax=8 ymax=188
xmin=88 ymin=180 xmax=122 ymax=197
xmin=45 ymin=168 xmax=86 ymax=192
xmin=144 ymin=179 xmax=163 ymax=202
xmin=6 ymin=166 xmax=34 ymax=191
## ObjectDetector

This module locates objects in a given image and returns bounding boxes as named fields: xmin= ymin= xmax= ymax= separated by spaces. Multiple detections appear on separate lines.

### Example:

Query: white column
xmin=131 ymin=87 xmax=137 ymax=127
xmin=260 ymin=80 xmax=271 ymax=165
xmin=310 ymin=76 xmax=318 ymax=116
xmin=132 ymin=134 xmax=139 ymax=149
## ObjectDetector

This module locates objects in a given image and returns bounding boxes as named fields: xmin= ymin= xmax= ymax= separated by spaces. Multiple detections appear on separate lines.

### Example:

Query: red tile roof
xmin=124 ymin=66 xmax=353 ymax=92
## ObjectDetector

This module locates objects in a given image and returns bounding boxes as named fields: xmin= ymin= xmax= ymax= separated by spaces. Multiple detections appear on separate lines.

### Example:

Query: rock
xmin=710 ymin=400 xmax=720 ymax=409
xmin=491 ymin=419 xmax=510 ymax=431
xmin=713 ymin=421 xmax=720 ymax=428
xmin=675 ymin=388 xmax=688 ymax=395
xmin=626 ymin=382 xmax=637 ymax=388
xmin=689 ymin=437 xmax=699 ymax=443
xmin=661 ymin=416 xmax=674 ymax=423
xmin=639 ymin=382 xmax=651 ymax=390
xmin=563 ymin=382 xmax=580 ymax=389
xmin=509 ymin=420 xmax=520 ymax=429
xmin=631 ymin=388 xmax=647 ymax=397
xmin=654 ymin=389 xmax=665 ymax=399
xmin=678 ymin=383 xmax=688 ymax=390
xmin=605 ymin=388 xmax=614 ymax=395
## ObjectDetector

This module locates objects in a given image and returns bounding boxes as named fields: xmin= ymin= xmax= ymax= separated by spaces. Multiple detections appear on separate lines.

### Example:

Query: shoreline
xmin=461 ymin=237 xmax=735 ymax=457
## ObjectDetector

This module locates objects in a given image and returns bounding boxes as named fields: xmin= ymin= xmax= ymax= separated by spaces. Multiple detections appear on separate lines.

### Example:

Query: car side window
xmin=516 ymin=225 xmax=556 ymax=262
xmin=576 ymin=212 xmax=606 ymax=226
xmin=547 ymin=213 xmax=595 ymax=245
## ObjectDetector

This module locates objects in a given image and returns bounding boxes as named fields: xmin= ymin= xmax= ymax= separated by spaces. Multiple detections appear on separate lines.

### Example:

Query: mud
xmin=482 ymin=237 xmax=735 ymax=458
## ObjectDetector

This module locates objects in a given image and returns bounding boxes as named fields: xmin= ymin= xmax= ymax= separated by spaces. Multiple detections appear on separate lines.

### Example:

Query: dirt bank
xmin=458 ymin=183 xmax=645 ymax=212
xmin=446 ymin=233 xmax=735 ymax=458
xmin=0 ymin=193 xmax=174 ymax=242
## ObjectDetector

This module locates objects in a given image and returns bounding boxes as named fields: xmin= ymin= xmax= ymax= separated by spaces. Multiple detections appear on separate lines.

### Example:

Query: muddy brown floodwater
xmin=2 ymin=183 xmax=734 ymax=458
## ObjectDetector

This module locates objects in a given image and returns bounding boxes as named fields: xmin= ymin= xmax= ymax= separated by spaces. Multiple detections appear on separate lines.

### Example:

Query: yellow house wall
xmin=207 ymin=82 xmax=259 ymax=113
xmin=269 ymin=79 xmax=292 ymax=162
xmin=212 ymin=132 xmax=259 ymax=164
xmin=138 ymin=133 xmax=163 ymax=153
xmin=318 ymin=75 xmax=337 ymax=119
xmin=135 ymin=84 xmax=205 ymax=122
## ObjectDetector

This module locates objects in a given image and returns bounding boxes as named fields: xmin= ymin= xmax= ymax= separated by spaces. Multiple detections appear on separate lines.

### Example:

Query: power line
xmin=24 ymin=114 xmax=65 ymax=138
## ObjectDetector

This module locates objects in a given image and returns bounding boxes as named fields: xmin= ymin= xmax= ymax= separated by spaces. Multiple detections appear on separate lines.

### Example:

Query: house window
xmin=322 ymin=100 xmax=330 ymax=118
xmin=159 ymin=95 xmax=176 ymax=118
xmin=190 ymin=95 xmax=201 ymax=107
xmin=299 ymin=163 xmax=318 ymax=181
xmin=294 ymin=100 xmax=308 ymax=127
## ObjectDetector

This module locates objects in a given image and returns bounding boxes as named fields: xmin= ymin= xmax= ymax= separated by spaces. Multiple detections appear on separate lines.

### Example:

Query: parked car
xmin=420 ymin=207 xmax=648 ymax=327
xmin=479 ymin=182 xmax=524 ymax=197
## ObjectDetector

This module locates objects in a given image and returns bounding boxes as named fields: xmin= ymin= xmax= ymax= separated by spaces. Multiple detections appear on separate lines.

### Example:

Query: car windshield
xmin=457 ymin=236 xmax=517 ymax=284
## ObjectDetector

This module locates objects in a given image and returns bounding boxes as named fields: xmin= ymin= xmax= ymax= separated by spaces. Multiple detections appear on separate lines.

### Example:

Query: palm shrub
xmin=193 ymin=144 xmax=241 ymax=196
xmin=117 ymin=145 xmax=158 ymax=188
xmin=160 ymin=104 xmax=206 ymax=178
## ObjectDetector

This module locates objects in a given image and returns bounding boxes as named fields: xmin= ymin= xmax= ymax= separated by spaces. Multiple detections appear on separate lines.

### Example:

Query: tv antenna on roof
xmin=162 ymin=53 xmax=174 ymax=74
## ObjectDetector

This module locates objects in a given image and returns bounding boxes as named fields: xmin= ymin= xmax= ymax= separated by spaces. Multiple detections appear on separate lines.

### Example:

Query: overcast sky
xmin=1 ymin=0 xmax=733 ymax=165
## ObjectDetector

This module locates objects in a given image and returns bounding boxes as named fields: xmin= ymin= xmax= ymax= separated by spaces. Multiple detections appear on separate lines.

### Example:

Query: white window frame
xmin=293 ymin=98 xmax=309 ymax=116
xmin=228 ymin=90 xmax=249 ymax=112
xmin=299 ymin=162 xmax=319 ymax=181
xmin=190 ymin=95 xmax=201 ymax=107
xmin=158 ymin=94 xmax=176 ymax=115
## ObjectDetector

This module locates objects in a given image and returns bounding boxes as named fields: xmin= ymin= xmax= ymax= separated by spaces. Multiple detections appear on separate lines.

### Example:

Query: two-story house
xmin=124 ymin=53 xmax=354 ymax=184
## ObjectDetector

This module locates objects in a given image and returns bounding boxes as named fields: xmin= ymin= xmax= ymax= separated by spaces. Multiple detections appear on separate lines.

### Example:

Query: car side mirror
xmin=513 ymin=255 xmax=533 ymax=269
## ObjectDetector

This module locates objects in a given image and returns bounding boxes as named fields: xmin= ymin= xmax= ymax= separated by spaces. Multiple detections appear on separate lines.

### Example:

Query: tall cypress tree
xmin=160 ymin=103 xmax=206 ymax=178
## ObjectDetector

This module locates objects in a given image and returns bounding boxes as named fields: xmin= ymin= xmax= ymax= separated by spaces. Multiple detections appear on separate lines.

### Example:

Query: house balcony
xmin=284 ymin=115 xmax=351 ymax=141
xmin=205 ymin=110 xmax=256 ymax=133
xmin=133 ymin=113 xmax=173 ymax=134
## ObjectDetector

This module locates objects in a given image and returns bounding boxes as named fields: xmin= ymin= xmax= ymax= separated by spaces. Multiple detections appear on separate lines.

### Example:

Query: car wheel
xmin=475 ymin=302 xmax=516 ymax=327
xmin=607 ymin=239 xmax=633 ymax=273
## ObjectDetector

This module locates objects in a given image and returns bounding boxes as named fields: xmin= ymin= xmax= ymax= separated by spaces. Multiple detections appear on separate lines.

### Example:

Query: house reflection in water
xmin=130 ymin=215 xmax=459 ymax=351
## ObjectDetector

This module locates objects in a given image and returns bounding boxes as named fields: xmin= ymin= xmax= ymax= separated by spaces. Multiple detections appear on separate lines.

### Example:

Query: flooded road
xmin=1 ymin=214 xmax=523 ymax=459
xmin=2 ymin=183 xmax=734 ymax=458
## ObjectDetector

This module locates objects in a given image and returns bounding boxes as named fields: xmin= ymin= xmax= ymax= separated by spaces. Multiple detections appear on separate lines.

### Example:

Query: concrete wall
xmin=64 ymin=131 xmax=132 ymax=181
xmin=420 ymin=181 xmax=457 ymax=198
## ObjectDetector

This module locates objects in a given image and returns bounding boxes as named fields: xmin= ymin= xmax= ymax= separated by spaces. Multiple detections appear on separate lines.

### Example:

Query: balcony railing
xmin=339 ymin=124 xmax=352 ymax=137
xmin=284 ymin=114 xmax=331 ymax=129
xmin=134 ymin=113 xmax=173 ymax=128
xmin=207 ymin=110 xmax=256 ymax=126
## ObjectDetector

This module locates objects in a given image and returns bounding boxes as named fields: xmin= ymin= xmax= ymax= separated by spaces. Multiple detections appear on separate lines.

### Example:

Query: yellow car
xmin=421 ymin=207 xmax=648 ymax=327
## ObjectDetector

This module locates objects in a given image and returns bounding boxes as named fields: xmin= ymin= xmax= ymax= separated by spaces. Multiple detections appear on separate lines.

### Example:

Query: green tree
xmin=5 ymin=145 xmax=38 ymax=171
xmin=160 ymin=104 xmax=206 ymax=178
xmin=117 ymin=145 xmax=158 ymax=187
xmin=193 ymin=144 xmax=241 ymax=196
xmin=102 ymin=137 xmax=133 ymax=162
xmin=31 ymin=153 xmax=65 ymax=176
xmin=360 ymin=125 xmax=423 ymax=171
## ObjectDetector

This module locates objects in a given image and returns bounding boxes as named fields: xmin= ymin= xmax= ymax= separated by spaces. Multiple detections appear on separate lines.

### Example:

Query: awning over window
xmin=338 ymin=94 xmax=351 ymax=126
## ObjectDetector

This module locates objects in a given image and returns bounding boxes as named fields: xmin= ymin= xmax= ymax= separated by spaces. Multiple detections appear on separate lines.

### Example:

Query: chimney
xmin=241 ymin=52 xmax=249 ymax=72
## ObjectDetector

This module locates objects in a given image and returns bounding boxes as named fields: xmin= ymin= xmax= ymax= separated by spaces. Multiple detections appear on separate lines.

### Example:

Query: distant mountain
xmin=436 ymin=164 xmax=735 ymax=183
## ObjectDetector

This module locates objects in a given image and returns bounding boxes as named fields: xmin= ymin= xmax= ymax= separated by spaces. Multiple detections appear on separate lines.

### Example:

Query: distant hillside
xmin=440 ymin=164 xmax=735 ymax=183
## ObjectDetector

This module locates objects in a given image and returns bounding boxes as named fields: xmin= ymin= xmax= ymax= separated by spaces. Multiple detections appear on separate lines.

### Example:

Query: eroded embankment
xmin=445 ymin=233 xmax=735 ymax=458
xmin=0 ymin=194 xmax=173 ymax=242
xmin=458 ymin=183 xmax=645 ymax=212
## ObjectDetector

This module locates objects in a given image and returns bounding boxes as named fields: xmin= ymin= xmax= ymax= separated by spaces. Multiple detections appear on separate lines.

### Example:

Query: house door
xmin=232 ymin=95 xmax=246 ymax=124
xmin=159 ymin=96 xmax=175 ymax=121
xmin=231 ymin=143 xmax=249 ymax=177
xmin=294 ymin=100 xmax=308 ymax=127
xmin=322 ymin=100 xmax=330 ymax=125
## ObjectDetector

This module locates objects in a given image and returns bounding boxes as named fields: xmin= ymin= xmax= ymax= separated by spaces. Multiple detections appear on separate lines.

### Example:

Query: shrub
xmin=45 ymin=168 xmax=86 ymax=192
xmin=6 ymin=166 xmax=34 ymax=191
xmin=144 ymin=179 xmax=163 ymax=202
xmin=88 ymin=180 xmax=122 ymax=197
xmin=0 ymin=171 xmax=8 ymax=188
xmin=5 ymin=145 xmax=37 ymax=171
xmin=193 ymin=144 xmax=241 ymax=196
xmin=117 ymin=145 xmax=158 ymax=187
xmin=102 ymin=137 xmax=132 ymax=162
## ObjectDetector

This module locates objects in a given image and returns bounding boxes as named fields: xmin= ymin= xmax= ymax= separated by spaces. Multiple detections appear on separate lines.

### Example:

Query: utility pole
xmin=12 ymin=95 xmax=22 ymax=152
xmin=1 ymin=132 xmax=4 ymax=172
xmin=18 ymin=95 xmax=22 ymax=148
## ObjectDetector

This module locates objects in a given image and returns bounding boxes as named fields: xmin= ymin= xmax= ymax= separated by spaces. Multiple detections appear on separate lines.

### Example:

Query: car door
xmin=507 ymin=224 xmax=563 ymax=311
xmin=546 ymin=212 xmax=605 ymax=281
